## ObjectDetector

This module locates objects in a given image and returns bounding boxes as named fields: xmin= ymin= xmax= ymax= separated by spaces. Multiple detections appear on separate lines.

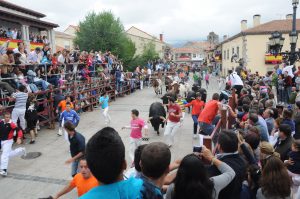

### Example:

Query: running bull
xmin=148 ymin=102 xmax=166 ymax=135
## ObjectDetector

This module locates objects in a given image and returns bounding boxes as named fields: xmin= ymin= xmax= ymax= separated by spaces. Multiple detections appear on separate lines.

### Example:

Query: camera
xmin=193 ymin=146 xmax=202 ymax=153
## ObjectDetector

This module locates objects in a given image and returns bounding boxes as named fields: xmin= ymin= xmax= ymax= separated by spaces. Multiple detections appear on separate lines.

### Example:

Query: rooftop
xmin=222 ymin=18 xmax=300 ymax=44
xmin=173 ymin=47 xmax=201 ymax=53
xmin=0 ymin=0 xmax=46 ymax=18
xmin=55 ymin=31 xmax=74 ymax=39
xmin=126 ymin=26 xmax=164 ymax=43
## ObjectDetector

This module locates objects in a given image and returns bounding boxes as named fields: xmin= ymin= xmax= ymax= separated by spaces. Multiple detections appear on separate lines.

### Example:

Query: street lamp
xmin=293 ymin=0 xmax=299 ymax=7
xmin=269 ymin=31 xmax=285 ymax=56
xmin=290 ymin=0 xmax=299 ymax=64
xmin=290 ymin=32 xmax=298 ymax=44
xmin=269 ymin=0 xmax=299 ymax=64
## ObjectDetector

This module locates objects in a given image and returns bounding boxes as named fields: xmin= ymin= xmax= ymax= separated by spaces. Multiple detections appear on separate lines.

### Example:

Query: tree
xmin=74 ymin=11 xmax=135 ymax=63
xmin=127 ymin=42 xmax=160 ymax=71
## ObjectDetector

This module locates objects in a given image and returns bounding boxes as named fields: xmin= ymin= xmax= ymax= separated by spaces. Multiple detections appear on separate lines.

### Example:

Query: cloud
xmin=9 ymin=0 xmax=293 ymax=43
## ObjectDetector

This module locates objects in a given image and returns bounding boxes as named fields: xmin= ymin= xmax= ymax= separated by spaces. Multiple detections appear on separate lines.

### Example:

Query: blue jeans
xmin=199 ymin=122 xmax=214 ymax=135
xmin=71 ymin=159 xmax=79 ymax=177
xmin=192 ymin=115 xmax=199 ymax=134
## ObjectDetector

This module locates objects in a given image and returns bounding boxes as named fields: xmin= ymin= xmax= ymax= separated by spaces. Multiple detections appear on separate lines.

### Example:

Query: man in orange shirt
xmin=52 ymin=159 xmax=98 ymax=198
xmin=56 ymin=96 xmax=74 ymax=113
xmin=198 ymin=93 xmax=221 ymax=136
xmin=185 ymin=94 xmax=205 ymax=138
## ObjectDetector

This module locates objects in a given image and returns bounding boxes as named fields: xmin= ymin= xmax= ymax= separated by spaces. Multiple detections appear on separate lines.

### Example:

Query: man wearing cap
xmin=27 ymin=47 xmax=41 ymax=64
xmin=164 ymin=97 xmax=182 ymax=147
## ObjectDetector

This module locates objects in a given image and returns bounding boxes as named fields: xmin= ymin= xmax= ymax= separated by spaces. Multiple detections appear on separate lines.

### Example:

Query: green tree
xmin=74 ymin=11 xmax=135 ymax=64
xmin=127 ymin=42 xmax=160 ymax=71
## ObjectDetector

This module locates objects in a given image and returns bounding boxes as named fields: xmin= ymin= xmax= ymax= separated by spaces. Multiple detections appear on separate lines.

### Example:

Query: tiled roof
xmin=243 ymin=19 xmax=300 ymax=34
xmin=222 ymin=18 xmax=300 ymax=44
xmin=55 ymin=31 xmax=74 ymax=39
xmin=126 ymin=26 xmax=163 ymax=43
xmin=0 ymin=0 xmax=46 ymax=18
xmin=173 ymin=47 xmax=201 ymax=53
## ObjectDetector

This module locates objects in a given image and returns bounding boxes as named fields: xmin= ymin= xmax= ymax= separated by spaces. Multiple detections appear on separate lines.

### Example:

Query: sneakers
xmin=57 ymin=128 xmax=62 ymax=136
xmin=0 ymin=170 xmax=7 ymax=176
xmin=20 ymin=147 xmax=27 ymax=157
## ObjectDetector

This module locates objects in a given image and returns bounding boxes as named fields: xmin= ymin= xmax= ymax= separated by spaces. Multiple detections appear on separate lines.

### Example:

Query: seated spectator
xmin=166 ymin=147 xmax=235 ymax=199
xmin=256 ymin=156 xmax=291 ymax=199
xmin=207 ymin=130 xmax=246 ymax=199
xmin=274 ymin=124 xmax=293 ymax=162
xmin=27 ymin=47 xmax=41 ymax=64
xmin=0 ymin=68 xmax=15 ymax=95
xmin=47 ymin=65 xmax=59 ymax=87
xmin=27 ymin=69 xmax=50 ymax=91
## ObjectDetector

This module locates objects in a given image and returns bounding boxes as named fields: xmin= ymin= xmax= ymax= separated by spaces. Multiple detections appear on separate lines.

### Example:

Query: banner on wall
xmin=265 ymin=53 xmax=283 ymax=64
xmin=0 ymin=38 xmax=44 ymax=51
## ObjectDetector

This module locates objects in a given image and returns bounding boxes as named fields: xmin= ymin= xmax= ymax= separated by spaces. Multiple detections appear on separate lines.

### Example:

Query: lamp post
xmin=290 ymin=0 xmax=299 ymax=65
xmin=269 ymin=31 xmax=285 ymax=56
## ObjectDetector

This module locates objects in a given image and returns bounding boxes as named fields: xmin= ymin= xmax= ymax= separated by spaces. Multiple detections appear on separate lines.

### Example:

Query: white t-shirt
xmin=229 ymin=73 xmax=243 ymax=86
xmin=147 ymin=68 xmax=151 ymax=75
xmin=57 ymin=54 xmax=65 ymax=64
xmin=282 ymin=65 xmax=294 ymax=78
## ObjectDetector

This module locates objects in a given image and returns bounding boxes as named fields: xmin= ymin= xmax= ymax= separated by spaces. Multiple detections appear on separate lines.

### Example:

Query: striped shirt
xmin=12 ymin=92 xmax=28 ymax=109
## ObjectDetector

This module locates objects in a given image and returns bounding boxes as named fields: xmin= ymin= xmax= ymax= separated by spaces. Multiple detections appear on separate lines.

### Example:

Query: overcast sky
xmin=10 ymin=0 xmax=294 ymax=44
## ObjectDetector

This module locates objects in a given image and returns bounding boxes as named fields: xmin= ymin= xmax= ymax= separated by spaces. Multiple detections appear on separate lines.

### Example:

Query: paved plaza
xmin=0 ymin=77 xmax=219 ymax=199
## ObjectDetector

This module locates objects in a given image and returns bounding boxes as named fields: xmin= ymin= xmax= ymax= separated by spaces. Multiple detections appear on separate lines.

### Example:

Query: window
xmin=227 ymin=49 xmax=229 ymax=59
xmin=193 ymin=54 xmax=196 ymax=58
xmin=232 ymin=48 xmax=234 ymax=55
xmin=224 ymin=51 xmax=226 ymax=60
xmin=237 ymin=46 xmax=240 ymax=58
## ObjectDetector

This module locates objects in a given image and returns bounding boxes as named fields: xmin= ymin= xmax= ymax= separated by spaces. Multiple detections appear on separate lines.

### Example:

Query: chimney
xmin=241 ymin=20 xmax=247 ymax=31
xmin=253 ymin=14 xmax=261 ymax=27
xmin=223 ymin=35 xmax=228 ymax=41
xmin=159 ymin=34 xmax=163 ymax=42
xmin=286 ymin=14 xmax=293 ymax=20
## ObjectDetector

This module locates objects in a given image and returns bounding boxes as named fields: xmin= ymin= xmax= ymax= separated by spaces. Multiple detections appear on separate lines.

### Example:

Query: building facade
xmin=220 ymin=14 xmax=300 ymax=75
xmin=126 ymin=26 xmax=166 ymax=58
xmin=0 ymin=1 xmax=58 ymax=51
xmin=55 ymin=31 xmax=75 ymax=51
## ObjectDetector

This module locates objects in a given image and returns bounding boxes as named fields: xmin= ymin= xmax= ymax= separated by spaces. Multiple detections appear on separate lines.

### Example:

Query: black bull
xmin=149 ymin=102 xmax=166 ymax=134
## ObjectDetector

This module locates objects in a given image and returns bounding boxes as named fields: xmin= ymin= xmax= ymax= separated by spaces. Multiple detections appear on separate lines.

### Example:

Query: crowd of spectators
xmin=0 ymin=27 xmax=22 ymax=40
xmin=0 ymin=26 xmax=50 ymax=44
